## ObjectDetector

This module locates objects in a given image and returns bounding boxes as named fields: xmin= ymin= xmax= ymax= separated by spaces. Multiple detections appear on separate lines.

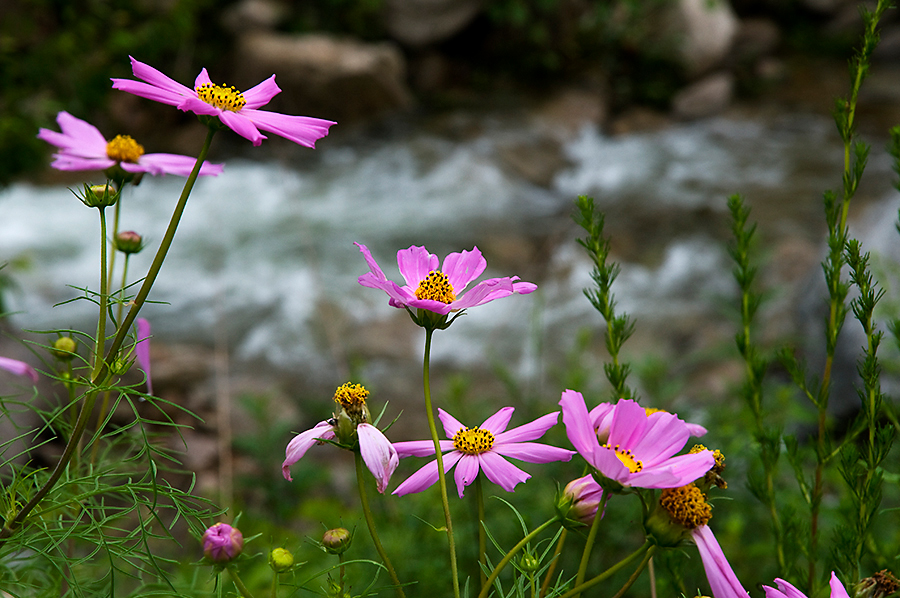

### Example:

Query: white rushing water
xmin=1 ymin=112 xmax=895 ymax=386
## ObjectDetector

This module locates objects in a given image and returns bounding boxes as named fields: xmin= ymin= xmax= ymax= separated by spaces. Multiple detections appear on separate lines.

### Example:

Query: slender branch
xmin=573 ymin=489 xmax=611 ymax=597
xmin=355 ymin=451 xmax=405 ymax=598
xmin=557 ymin=541 xmax=652 ymax=598
xmin=477 ymin=517 xmax=559 ymax=598
xmin=476 ymin=474 xmax=487 ymax=590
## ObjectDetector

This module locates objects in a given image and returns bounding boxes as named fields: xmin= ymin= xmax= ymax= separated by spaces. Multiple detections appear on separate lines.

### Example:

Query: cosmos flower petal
xmin=135 ymin=318 xmax=153 ymax=395
xmin=49 ymin=156 xmax=116 ymax=171
xmin=193 ymin=67 xmax=213 ymax=89
xmin=764 ymin=579 xmax=808 ymax=598
xmin=495 ymin=411 xmax=560 ymax=444
xmin=242 ymin=75 xmax=281 ymax=109
xmin=440 ymin=247 xmax=487 ymax=292
xmin=0 ymin=356 xmax=39 ymax=384
xmin=394 ymin=439 xmax=455 ymax=457
xmin=397 ymin=246 xmax=440 ymax=289
xmin=512 ymin=280 xmax=538 ymax=295
xmin=634 ymin=411 xmax=691 ymax=465
xmin=829 ymin=573 xmax=850 ymax=598
xmin=111 ymin=78 xmax=186 ymax=106
xmin=692 ymin=525 xmax=749 ymax=598
xmin=129 ymin=56 xmax=196 ymax=96
xmin=52 ymin=111 xmax=108 ymax=155
xmin=687 ymin=423 xmax=708 ymax=437
xmin=629 ymin=451 xmax=715 ymax=489
xmin=132 ymin=153 xmax=224 ymax=177
xmin=449 ymin=278 xmax=514 ymax=310
xmin=559 ymin=390 xmax=601 ymax=463
xmin=607 ymin=399 xmax=649 ymax=449
xmin=392 ymin=451 xmax=463 ymax=496
xmin=453 ymin=454 xmax=481 ymax=498
xmin=492 ymin=442 xmax=575 ymax=463
xmin=480 ymin=406 xmax=514 ymax=434
xmin=282 ymin=421 xmax=336 ymax=481
xmin=479 ymin=451 xmax=530 ymax=493
xmin=358 ymin=423 xmax=399 ymax=493
xmin=243 ymin=110 xmax=335 ymax=148
xmin=218 ymin=111 xmax=266 ymax=146
xmin=438 ymin=408 xmax=466 ymax=438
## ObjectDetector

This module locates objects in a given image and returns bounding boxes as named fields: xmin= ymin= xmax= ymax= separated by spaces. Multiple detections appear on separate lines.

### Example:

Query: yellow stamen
xmin=333 ymin=382 xmax=369 ymax=420
xmin=106 ymin=135 xmax=144 ymax=163
xmin=659 ymin=483 xmax=711 ymax=529
xmin=691 ymin=444 xmax=726 ymax=473
xmin=453 ymin=427 xmax=494 ymax=455
xmin=195 ymin=82 xmax=246 ymax=111
xmin=604 ymin=443 xmax=643 ymax=473
xmin=415 ymin=271 xmax=457 ymax=304
xmin=644 ymin=407 xmax=665 ymax=416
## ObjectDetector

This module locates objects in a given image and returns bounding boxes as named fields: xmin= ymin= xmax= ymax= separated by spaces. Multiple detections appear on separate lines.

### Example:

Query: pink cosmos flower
xmin=37 ymin=111 xmax=223 ymax=176
xmin=0 ymin=356 xmax=38 ymax=384
xmin=693 ymin=525 xmax=750 ymax=598
xmin=283 ymin=420 xmax=398 ymax=494
xmin=355 ymin=243 xmax=537 ymax=316
xmin=764 ymin=572 xmax=850 ymax=598
xmin=559 ymin=390 xmax=714 ymax=489
xmin=590 ymin=401 xmax=707 ymax=443
xmin=111 ymin=56 xmax=335 ymax=147
xmin=202 ymin=522 xmax=243 ymax=563
xmin=392 ymin=407 xmax=574 ymax=498
xmin=135 ymin=318 xmax=153 ymax=395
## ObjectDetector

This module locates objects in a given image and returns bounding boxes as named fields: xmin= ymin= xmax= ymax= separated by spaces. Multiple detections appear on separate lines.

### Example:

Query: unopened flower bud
xmin=78 ymin=183 xmax=119 ymax=208
xmin=269 ymin=547 xmax=294 ymax=572
xmin=322 ymin=527 xmax=352 ymax=555
xmin=518 ymin=552 xmax=539 ymax=574
xmin=115 ymin=230 xmax=144 ymax=255
xmin=111 ymin=357 xmax=130 ymax=375
xmin=202 ymin=523 xmax=243 ymax=563
xmin=51 ymin=336 xmax=77 ymax=360
xmin=557 ymin=475 xmax=603 ymax=529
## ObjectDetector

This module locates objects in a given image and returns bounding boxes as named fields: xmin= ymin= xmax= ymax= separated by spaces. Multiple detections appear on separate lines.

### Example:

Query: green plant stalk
xmin=556 ymin=540 xmax=652 ymax=598
xmin=106 ymin=196 xmax=122 ymax=294
xmin=539 ymin=528 xmax=567 ymax=598
xmin=91 ymin=206 xmax=109 ymax=381
xmin=608 ymin=544 xmax=657 ymax=598
xmin=227 ymin=565 xmax=257 ymax=598
xmin=0 ymin=129 xmax=215 ymax=545
xmin=422 ymin=327 xmax=460 ymax=598
xmin=339 ymin=553 xmax=346 ymax=597
xmin=354 ymin=451 xmax=405 ymax=598
xmin=270 ymin=570 xmax=278 ymax=598
xmin=475 ymin=474 xmax=487 ymax=590
xmin=477 ymin=516 xmax=559 ymax=598
xmin=573 ymin=489 xmax=611 ymax=598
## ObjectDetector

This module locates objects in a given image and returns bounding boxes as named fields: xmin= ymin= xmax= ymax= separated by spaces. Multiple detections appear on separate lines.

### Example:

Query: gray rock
xmin=384 ymin=0 xmax=486 ymax=47
xmin=221 ymin=0 xmax=288 ymax=33
xmin=662 ymin=0 xmax=739 ymax=77
xmin=236 ymin=33 xmax=413 ymax=123
xmin=672 ymin=72 xmax=735 ymax=119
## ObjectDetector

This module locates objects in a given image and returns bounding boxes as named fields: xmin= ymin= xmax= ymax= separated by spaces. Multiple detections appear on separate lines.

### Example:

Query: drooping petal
xmin=440 ymin=247 xmax=487 ymax=293
xmin=438 ymin=408 xmax=466 ymax=438
xmin=0 ymin=356 xmax=38 ymax=384
xmin=393 ymin=439 xmax=454 ymax=457
xmin=478 ymin=451 xmax=530 ymax=493
xmin=397 ymin=246 xmax=440 ymax=290
xmin=218 ymin=111 xmax=266 ymax=146
xmin=129 ymin=56 xmax=196 ymax=97
xmin=111 ymin=78 xmax=188 ymax=107
xmin=764 ymin=578 xmax=807 ymax=598
xmin=282 ymin=421 xmax=336 ymax=481
xmin=135 ymin=318 xmax=153 ymax=395
xmin=692 ymin=525 xmax=749 ymax=598
xmin=358 ymin=423 xmax=399 ymax=493
xmin=628 ymin=451 xmax=715 ymax=489
xmin=495 ymin=411 xmax=560 ymax=444
xmin=241 ymin=74 xmax=281 ymax=109
xmin=559 ymin=390 xmax=600 ymax=464
xmin=355 ymin=243 xmax=416 ymax=307
xmin=492 ymin=442 xmax=575 ymax=464
xmin=453 ymin=454 xmax=481 ymax=497
xmin=134 ymin=153 xmax=224 ymax=177
xmin=829 ymin=573 xmax=850 ymax=598
xmin=449 ymin=278 xmax=515 ymax=310
xmin=480 ymin=406 xmax=514 ymax=434
xmin=392 ymin=451 xmax=463 ymax=496
xmin=49 ymin=155 xmax=116 ymax=172
xmin=243 ymin=109 xmax=335 ymax=148
xmin=512 ymin=280 xmax=538 ymax=295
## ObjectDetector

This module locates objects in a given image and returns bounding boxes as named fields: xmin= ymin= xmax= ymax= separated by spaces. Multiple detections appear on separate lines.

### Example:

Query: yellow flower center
xmin=644 ymin=407 xmax=664 ymax=416
xmin=691 ymin=444 xmax=726 ymax=473
xmin=659 ymin=483 xmax=711 ymax=529
xmin=195 ymin=82 xmax=247 ymax=111
xmin=603 ymin=443 xmax=643 ymax=473
xmin=453 ymin=428 xmax=494 ymax=455
xmin=106 ymin=135 xmax=144 ymax=163
xmin=333 ymin=382 xmax=369 ymax=420
xmin=415 ymin=271 xmax=457 ymax=304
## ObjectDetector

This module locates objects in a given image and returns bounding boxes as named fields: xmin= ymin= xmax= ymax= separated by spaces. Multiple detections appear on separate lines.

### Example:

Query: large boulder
xmin=661 ymin=0 xmax=739 ymax=77
xmin=383 ymin=0 xmax=486 ymax=47
xmin=235 ymin=32 xmax=413 ymax=123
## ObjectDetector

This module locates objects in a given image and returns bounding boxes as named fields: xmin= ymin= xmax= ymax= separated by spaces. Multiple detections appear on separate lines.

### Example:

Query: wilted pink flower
xmin=393 ymin=407 xmax=574 ymax=498
xmin=135 ymin=318 xmax=152 ymax=395
xmin=37 ymin=111 xmax=223 ymax=176
xmin=355 ymin=243 xmax=537 ymax=317
xmin=764 ymin=572 xmax=850 ymax=598
xmin=590 ymin=401 xmax=707 ymax=444
xmin=111 ymin=57 xmax=335 ymax=147
xmin=202 ymin=522 xmax=243 ymax=563
xmin=559 ymin=390 xmax=714 ymax=489
xmin=0 ymin=356 xmax=38 ymax=384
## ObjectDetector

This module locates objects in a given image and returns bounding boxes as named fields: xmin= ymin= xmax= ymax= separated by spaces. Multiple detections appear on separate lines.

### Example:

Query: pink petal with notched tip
xmin=453 ymin=454 xmax=481 ymax=497
xmin=243 ymin=110 xmax=336 ymax=148
xmin=492 ymin=442 xmax=574 ymax=464
xmin=397 ymin=246 xmax=440 ymax=290
xmin=282 ymin=421 xmax=336 ymax=481
xmin=494 ymin=412 xmax=561 ymax=444
xmin=131 ymin=153 xmax=224 ymax=177
xmin=479 ymin=450 xmax=530 ymax=493
xmin=358 ymin=423 xmax=399 ymax=493
xmin=480 ymin=406 xmax=514 ymax=434
xmin=242 ymin=75 xmax=281 ymax=109
xmin=441 ymin=247 xmax=487 ymax=293
xmin=438 ymin=408 xmax=466 ymax=438
xmin=218 ymin=111 xmax=266 ymax=146
xmin=393 ymin=439 xmax=455 ymax=458
xmin=692 ymin=525 xmax=750 ymax=598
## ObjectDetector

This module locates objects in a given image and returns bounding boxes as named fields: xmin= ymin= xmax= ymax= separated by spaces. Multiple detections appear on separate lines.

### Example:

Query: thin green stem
xmin=355 ymin=451 xmax=405 ymax=598
xmin=573 ymin=489 xmax=611 ymax=597
xmin=339 ymin=553 xmax=346 ymax=597
xmin=91 ymin=207 xmax=109 ymax=380
xmin=477 ymin=517 xmax=559 ymax=598
xmin=270 ymin=570 xmax=278 ymax=598
xmin=539 ymin=528 xmax=567 ymax=598
xmin=608 ymin=544 xmax=657 ymax=598
xmin=475 ymin=474 xmax=487 ymax=590
xmin=422 ymin=327 xmax=460 ymax=598
xmin=106 ymin=197 xmax=122 ymax=295
xmin=557 ymin=541 xmax=652 ymax=598
xmin=227 ymin=565 xmax=257 ymax=598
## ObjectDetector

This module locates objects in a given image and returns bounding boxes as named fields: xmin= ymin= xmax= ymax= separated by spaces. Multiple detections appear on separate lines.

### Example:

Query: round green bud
xmin=115 ymin=230 xmax=144 ymax=255
xmin=51 ymin=336 xmax=77 ymax=360
xmin=518 ymin=552 xmax=539 ymax=574
xmin=322 ymin=528 xmax=352 ymax=555
xmin=79 ymin=183 xmax=119 ymax=208
xmin=269 ymin=547 xmax=294 ymax=572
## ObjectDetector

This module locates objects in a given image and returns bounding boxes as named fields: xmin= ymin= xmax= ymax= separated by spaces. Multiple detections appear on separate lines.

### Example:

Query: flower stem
xmin=573 ymin=488 xmax=611 ymax=598
xmin=227 ymin=565 xmax=257 ymax=598
xmin=91 ymin=207 xmax=109 ymax=381
xmin=539 ymin=528 xmax=567 ymax=598
xmin=477 ymin=517 xmax=559 ymax=598
xmin=475 ymin=474 xmax=487 ymax=590
xmin=422 ymin=327 xmax=460 ymax=598
xmin=355 ymin=451 xmax=405 ymax=598
xmin=557 ymin=541 xmax=652 ymax=598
